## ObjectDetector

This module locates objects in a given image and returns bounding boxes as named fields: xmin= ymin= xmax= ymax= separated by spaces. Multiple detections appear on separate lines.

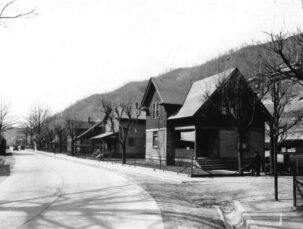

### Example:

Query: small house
xmin=89 ymin=113 xmax=146 ymax=158
xmin=68 ymin=118 xmax=99 ymax=154
xmin=141 ymin=68 xmax=271 ymax=169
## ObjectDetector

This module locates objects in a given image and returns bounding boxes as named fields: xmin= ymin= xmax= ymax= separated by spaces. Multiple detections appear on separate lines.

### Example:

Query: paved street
xmin=2 ymin=150 xmax=301 ymax=229
xmin=0 ymin=151 xmax=164 ymax=229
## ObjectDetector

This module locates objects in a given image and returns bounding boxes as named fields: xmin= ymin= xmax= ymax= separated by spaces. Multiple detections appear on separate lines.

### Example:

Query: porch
xmin=91 ymin=132 xmax=119 ymax=157
xmin=173 ymin=126 xmax=251 ymax=170
xmin=174 ymin=126 xmax=221 ymax=159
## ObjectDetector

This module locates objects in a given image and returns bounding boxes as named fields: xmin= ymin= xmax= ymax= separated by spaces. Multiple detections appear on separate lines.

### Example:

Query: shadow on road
xmin=0 ymin=182 xmax=225 ymax=229
xmin=0 ymin=184 xmax=161 ymax=228
xmin=0 ymin=156 xmax=13 ymax=177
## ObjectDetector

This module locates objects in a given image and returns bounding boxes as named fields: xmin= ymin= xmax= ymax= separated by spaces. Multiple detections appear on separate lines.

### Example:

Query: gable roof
xmin=153 ymin=77 xmax=191 ymax=105
xmin=169 ymin=68 xmax=237 ymax=120
xmin=77 ymin=121 xmax=104 ymax=139
xmin=118 ymin=109 xmax=146 ymax=120
xmin=76 ymin=120 xmax=96 ymax=130
xmin=141 ymin=77 xmax=191 ymax=107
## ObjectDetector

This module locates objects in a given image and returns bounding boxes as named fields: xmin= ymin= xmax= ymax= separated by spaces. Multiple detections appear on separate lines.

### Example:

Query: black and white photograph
xmin=0 ymin=0 xmax=303 ymax=228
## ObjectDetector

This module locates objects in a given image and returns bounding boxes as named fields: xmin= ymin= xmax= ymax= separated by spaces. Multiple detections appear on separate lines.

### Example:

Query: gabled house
xmin=140 ymin=75 xmax=192 ymax=164
xmin=75 ymin=120 xmax=106 ymax=154
xmin=67 ymin=118 xmax=99 ymax=154
xmin=90 ymin=116 xmax=146 ymax=158
xmin=141 ymin=68 xmax=271 ymax=169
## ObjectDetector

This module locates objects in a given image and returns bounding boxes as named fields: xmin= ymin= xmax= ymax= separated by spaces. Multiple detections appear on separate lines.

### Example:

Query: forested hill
xmin=61 ymin=41 xmax=269 ymax=121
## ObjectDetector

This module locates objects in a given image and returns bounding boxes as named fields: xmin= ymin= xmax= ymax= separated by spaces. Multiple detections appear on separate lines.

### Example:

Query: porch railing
xmin=175 ymin=148 xmax=195 ymax=159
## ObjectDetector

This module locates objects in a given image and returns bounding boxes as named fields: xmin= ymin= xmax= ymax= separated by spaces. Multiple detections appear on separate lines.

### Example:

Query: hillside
xmin=60 ymin=40 xmax=300 ymax=121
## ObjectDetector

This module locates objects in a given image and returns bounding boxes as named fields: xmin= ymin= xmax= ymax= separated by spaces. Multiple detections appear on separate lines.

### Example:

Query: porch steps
xmin=196 ymin=158 xmax=251 ymax=171
xmin=196 ymin=158 xmax=228 ymax=170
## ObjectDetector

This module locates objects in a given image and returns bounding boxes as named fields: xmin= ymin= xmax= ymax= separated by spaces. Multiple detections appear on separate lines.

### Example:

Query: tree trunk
xmin=71 ymin=138 xmax=75 ymax=156
xmin=122 ymin=144 xmax=126 ymax=164
xmin=273 ymin=132 xmax=278 ymax=201
xmin=237 ymin=130 xmax=243 ymax=175
xmin=269 ymin=124 xmax=275 ymax=174
xmin=272 ymin=81 xmax=278 ymax=201
xmin=59 ymin=138 xmax=62 ymax=153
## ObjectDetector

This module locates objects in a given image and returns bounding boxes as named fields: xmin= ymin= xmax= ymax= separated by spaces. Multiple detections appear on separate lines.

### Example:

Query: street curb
xmin=220 ymin=200 xmax=259 ymax=229
xmin=216 ymin=206 xmax=232 ymax=229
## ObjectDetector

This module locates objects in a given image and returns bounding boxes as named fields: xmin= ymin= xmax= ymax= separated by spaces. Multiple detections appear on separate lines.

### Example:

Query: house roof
xmin=118 ymin=109 xmax=146 ymax=120
xmin=91 ymin=132 xmax=115 ymax=140
xmin=153 ymin=77 xmax=191 ymax=105
xmin=169 ymin=68 xmax=237 ymax=120
xmin=284 ymin=132 xmax=303 ymax=141
xmin=77 ymin=121 xmax=104 ymax=139
xmin=141 ymin=77 xmax=191 ymax=107
xmin=76 ymin=120 xmax=96 ymax=130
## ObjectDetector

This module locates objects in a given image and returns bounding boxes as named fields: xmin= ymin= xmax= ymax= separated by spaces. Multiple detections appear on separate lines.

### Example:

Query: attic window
xmin=221 ymin=107 xmax=227 ymax=115
xmin=152 ymin=102 xmax=159 ymax=119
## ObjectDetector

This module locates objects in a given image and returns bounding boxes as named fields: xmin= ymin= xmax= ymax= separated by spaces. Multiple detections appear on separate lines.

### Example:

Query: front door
xmin=198 ymin=129 xmax=219 ymax=158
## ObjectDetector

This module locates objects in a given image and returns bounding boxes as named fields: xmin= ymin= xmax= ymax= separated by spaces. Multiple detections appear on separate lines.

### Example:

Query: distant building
xmin=141 ymin=68 xmax=271 ymax=169
xmin=76 ymin=114 xmax=146 ymax=158
xmin=67 ymin=118 xmax=99 ymax=154
xmin=90 ymin=117 xmax=146 ymax=158
xmin=265 ymin=125 xmax=303 ymax=174
xmin=75 ymin=120 xmax=105 ymax=154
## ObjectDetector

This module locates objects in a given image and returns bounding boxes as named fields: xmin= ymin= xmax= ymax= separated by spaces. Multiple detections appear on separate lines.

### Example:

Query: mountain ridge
xmin=59 ymin=40 xmax=297 ymax=121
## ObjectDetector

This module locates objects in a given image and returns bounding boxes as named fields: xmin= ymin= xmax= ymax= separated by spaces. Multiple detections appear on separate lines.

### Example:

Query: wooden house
xmin=89 ymin=115 xmax=146 ymax=158
xmin=265 ymin=126 xmax=303 ymax=174
xmin=68 ymin=118 xmax=100 ymax=153
xmin=141 ymin=68 xmax=271 ymax=169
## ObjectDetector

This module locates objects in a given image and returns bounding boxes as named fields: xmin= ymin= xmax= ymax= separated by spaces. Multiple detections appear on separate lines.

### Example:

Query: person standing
xmin=252 ymin=150 xmax=261 ymax=176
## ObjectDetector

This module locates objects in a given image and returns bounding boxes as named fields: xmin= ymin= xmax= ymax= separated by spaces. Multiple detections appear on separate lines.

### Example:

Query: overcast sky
xmin=1 ymin=0 xmax=303 ymax=121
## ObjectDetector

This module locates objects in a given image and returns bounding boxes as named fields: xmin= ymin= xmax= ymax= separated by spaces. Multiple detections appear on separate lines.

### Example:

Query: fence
xmin=76 ymin=151 xmax=197 ymax=176
xmin=293 ymin=163 xmax=303 ymax=207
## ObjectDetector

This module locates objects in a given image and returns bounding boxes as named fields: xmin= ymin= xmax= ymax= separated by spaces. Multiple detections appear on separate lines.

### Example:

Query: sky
xmin=0 ymin=0 xmax=303 ymax=122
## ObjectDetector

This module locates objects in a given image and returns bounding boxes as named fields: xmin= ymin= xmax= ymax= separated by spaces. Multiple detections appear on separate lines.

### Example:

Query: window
xmin=221 ymin=106 xmax=227 ymax=115
xmin=288 ymin=148 xmax=296 ymax=153
xmin=219 ymin=100 xmax=227 ymax=115
xmin=153 ymin=131 xmax=159 ymax=148
xmin=128 ymin=138 xmax=135 ymax=146
xmin=177 ymin=131 xmax=195 ymax=149
xmin=152 ymin=102 xmax=159 ymax=119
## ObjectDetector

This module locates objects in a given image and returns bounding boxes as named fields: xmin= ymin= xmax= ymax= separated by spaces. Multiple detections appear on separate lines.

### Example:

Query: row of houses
xmin=71 ymin=68 xmax=303 ymax=171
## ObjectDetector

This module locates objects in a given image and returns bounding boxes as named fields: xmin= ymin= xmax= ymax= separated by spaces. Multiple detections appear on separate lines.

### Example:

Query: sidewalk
xmin=219 ymin=177 xmax=303 ymax=229
xmin=35 ymin=150 xmax=194 ymax=183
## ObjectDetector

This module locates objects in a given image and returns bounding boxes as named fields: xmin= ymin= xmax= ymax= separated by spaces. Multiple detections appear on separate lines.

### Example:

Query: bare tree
xmin=245 ymin=31 xmax=303 ymax=200
xmin=252 ymin=67 xmax=303 ymax=201
xmin=0 ymin=1 xmax=35 ymax=152
xmin=41 ymin=119 xmax=56 ymax=151
xmin=0 ymin=102 xmax=15 ymax=154
xmin=52 ymin=118 xmax=66 ymax=153
xmin=209 ymin=69 xmax=260 ymax=175
xmin=0 ymin=0 xmax=35 ymax=22
xmin=100 ymin=98 xmax=141 ymax=164
xmin=64 ymin=111 xmax=81 ymax=156
xmin=263 ymin=31 xmax=303 ymax=84
xmin=25 ymin=104 xmax=50 ymax=150
xmin=0 ymin=102 xmax=15 ymax=137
